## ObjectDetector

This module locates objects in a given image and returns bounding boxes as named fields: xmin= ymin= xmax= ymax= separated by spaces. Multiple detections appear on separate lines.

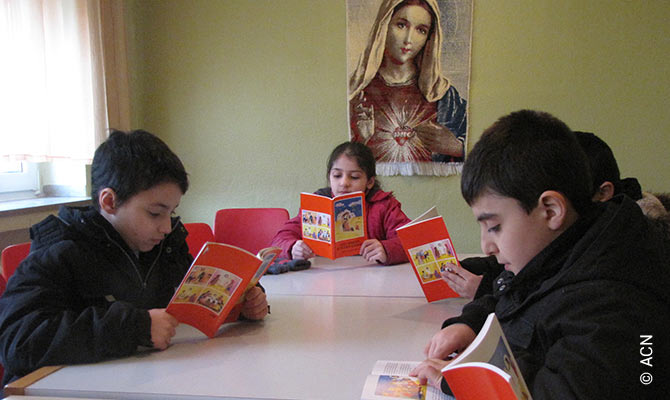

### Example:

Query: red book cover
xmin=396 ymin=207 xmax=460 ymax=302
xmin=166 ymin=242 xmax=280 ymax=338
xmin=300 ymin=191 xmax=367 ymax=259
xmin=443 ymin=364 xmax=522 ymax=400
xmin=441 ymin=313 xmax=532 ymax=400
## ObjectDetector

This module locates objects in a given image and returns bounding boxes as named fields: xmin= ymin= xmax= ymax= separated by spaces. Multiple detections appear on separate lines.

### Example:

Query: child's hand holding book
xmin=424 ymin=323 xmax=477 ymax=360
xmin=148 ymin=308 xmax=179 ymax=349
xmin=408 ymin=358 xmax=451 ymax=389
xmin=360 ymin=239 xmax=387 ymax=264
xmin=291 ymin=239 xmax=315 ymax=260
xmin=240 ymin=286 xmax=268 ymax=320
xmin=440 ymin=263 xmax=483 ymax=300
xmin=415 ymin=314 xmax=533 ymax=399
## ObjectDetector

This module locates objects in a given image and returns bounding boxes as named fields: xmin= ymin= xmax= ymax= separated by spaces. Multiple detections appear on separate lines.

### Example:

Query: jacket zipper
xmin=92 ymin=219 xmax=180 ymax=289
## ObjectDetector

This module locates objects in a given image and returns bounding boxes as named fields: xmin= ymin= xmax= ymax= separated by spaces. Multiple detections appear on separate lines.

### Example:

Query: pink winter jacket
xmin=270 ymin=188 xmax=411 ymax=265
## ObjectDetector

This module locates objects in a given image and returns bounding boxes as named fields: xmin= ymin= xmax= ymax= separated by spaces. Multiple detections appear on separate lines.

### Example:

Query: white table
xmin=11 ymin=257 xmax=471 ymax=400
xmin=260 ymin=255 xmax=482 ymax=298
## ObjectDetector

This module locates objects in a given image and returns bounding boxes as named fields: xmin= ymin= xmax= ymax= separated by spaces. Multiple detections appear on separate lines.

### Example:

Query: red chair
xmin=0 ymin=242 xmax=30 ymax=382
xmin=0 ymin=272 xmax=5 ymax=381
xmin=183 ymin=222 xmax=214 ymax=258
xmin=1 ymin=242 xmax=31 ymax=282
xmin=214 ymin=208 xmax=289 ymax=255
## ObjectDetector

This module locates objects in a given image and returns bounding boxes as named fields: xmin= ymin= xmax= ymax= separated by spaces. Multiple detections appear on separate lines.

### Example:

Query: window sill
xmin=0 ymin=196 xmax=91 ymax=216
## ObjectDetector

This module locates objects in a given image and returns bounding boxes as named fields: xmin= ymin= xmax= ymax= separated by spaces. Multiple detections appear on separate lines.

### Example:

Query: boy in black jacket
xmin=445 ymin=130 xmax=649 ymax=300
xmin=0 ymin=130 xmax=268 ymax=386
xmin=410 ymin=110 xmax=669 ymax=398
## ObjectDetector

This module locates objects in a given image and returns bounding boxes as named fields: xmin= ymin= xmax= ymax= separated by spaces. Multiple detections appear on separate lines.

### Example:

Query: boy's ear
xmin=538 ymin=190 xmax=570 ymax=231
xmin=593 ymin=181 xmax=615 ymax=202
xmin=98 ymin=188 xmax=118 ymax=215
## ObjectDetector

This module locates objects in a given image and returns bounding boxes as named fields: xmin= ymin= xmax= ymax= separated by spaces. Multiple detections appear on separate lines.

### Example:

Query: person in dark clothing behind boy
xmin=574 ymin=130 xmax=643 ymax=202
xmin=410 ymin=110 xmax=669 ymax=398
xmin=575 ymin=130 xmax=670 ymax=245
xmin=0 ymin=130 xmax=269 ymax=386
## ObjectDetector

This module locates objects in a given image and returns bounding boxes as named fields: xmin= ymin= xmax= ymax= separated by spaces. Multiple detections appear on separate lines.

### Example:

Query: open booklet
xmin=441 ymin=313 xmax=532 ymax=400
xmin=396 ymin=206 xmax=460 ymax=302
xmin=361 ymin=360 xmax=454 ymax=400
xmin=166 ymin=242 xmax=280 ymax=338
xmin=300 ymin=191 xmax=367 ymax=259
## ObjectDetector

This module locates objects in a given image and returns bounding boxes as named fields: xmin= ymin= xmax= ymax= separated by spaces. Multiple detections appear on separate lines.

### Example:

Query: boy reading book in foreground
xmin=410 ymin=110 xmax=669 ymax=398
xmin=0 ymin=130 xmax=268 ymax=387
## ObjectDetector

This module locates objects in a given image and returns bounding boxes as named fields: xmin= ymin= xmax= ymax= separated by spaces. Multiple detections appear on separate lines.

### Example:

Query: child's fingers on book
xmin=441 ymin=270 xmax=460 ymax=283
xmin=242 ymin=302 xmax=269 ymax=320
xmin=244 ymin=291 xmax=267 ymax=308
xmin=409 ymin=359 xmax=445 ymax=388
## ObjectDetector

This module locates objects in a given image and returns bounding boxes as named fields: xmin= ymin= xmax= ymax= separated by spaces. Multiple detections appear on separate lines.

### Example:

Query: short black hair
xmin=327 ymin=142 xmax=381 ymax=193
xmin=90 ymin=130 xmax=189 ymax=210
xmin=574 ymin=131 xmax=621 ymax=196
xmin=461 ymin=110 xmax=592 ymax=215
xmin=574 ymin=131 xmax=642 ymax=200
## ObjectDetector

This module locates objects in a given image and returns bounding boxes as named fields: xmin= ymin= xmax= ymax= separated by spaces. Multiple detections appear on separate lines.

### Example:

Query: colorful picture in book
xmin=207 ymin=271 xmax=242 ymax=296
xmin=173 ymin=265 xmax=242 ymax=314
xmin=184 ymin=266 xmax=213 ymax=285
xmin=334 ymin=196 xmax=364 ymax=241
xmin=173 ymin=285 xmax=203 ymax=304
xmin=409 ymin=238 xmax=458 ymax=283
xmin=302 ymin=210 xmax=331 ymax=243
xmin=374 ymin=375 xmax=425 ymax=399
xmin=196 ymin=289 xmax=227 ymax=313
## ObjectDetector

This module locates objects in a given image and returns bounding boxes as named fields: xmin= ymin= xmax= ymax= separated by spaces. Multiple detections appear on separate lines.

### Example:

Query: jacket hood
xmin=29 ymin=206 xmax=104 ymax=252
xmin=30 ymin=205 xmax=187 ymax=257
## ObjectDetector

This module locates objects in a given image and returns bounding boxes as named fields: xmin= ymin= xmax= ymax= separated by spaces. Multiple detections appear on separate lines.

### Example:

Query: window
xmin=0 ymin=161 xmax=38 ymax=193
xmin=0 ymin=0 xmax=130 ymax=204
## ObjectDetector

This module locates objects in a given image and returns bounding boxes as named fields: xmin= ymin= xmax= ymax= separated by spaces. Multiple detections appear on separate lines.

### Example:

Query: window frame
xmin=0 ymin=161 xmax=38 ymax=193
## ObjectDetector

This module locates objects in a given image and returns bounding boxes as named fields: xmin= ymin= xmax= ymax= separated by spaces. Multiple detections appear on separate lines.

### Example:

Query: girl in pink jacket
xmin=271 ymin=142 xmax=411 ymax=265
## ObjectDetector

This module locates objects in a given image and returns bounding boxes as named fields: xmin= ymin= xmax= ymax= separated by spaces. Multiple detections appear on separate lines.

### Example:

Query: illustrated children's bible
xmin=396 ymin=207 xmax=460 ymax=302
xmin=166 ymin=242 xmax=281 ymax=338
xmin=440 ymin=313 xmax=532 ymax=400
xmin=300 ymin=191 xmax=367 ymax=259
xmin=361 ymin=360 xmax=453 ymax=400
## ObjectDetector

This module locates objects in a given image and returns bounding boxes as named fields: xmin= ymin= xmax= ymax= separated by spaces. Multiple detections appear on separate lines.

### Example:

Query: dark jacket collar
xmin=498 ymin=195 xmax=670 ymax=309
xmin=30 ymin=205 xmax=187 ymax=261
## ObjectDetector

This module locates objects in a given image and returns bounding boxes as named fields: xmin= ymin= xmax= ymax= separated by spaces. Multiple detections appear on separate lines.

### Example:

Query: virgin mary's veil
xmin=348 ymin=0 xmax=450 ymax=103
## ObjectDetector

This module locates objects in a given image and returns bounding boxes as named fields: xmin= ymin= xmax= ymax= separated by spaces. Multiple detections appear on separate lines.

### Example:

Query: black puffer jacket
xmin=0 ymin=206 xmax=192 ymax=385
xmin=443 ymin=196 xmax=670 ymax=399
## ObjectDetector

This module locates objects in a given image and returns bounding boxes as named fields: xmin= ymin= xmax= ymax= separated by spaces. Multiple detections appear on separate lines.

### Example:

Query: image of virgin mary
xmin=348 ymin=0 xmax=470 ymax=176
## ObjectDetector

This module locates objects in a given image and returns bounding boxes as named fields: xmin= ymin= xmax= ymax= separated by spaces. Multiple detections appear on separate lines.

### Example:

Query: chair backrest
xmin=1 ymin=242 xmax=31 ymax=281
xmin=183 ymin=222 xmax=215 ymax=258
xmin=214 ymin=208 xmax=289 ymax=255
